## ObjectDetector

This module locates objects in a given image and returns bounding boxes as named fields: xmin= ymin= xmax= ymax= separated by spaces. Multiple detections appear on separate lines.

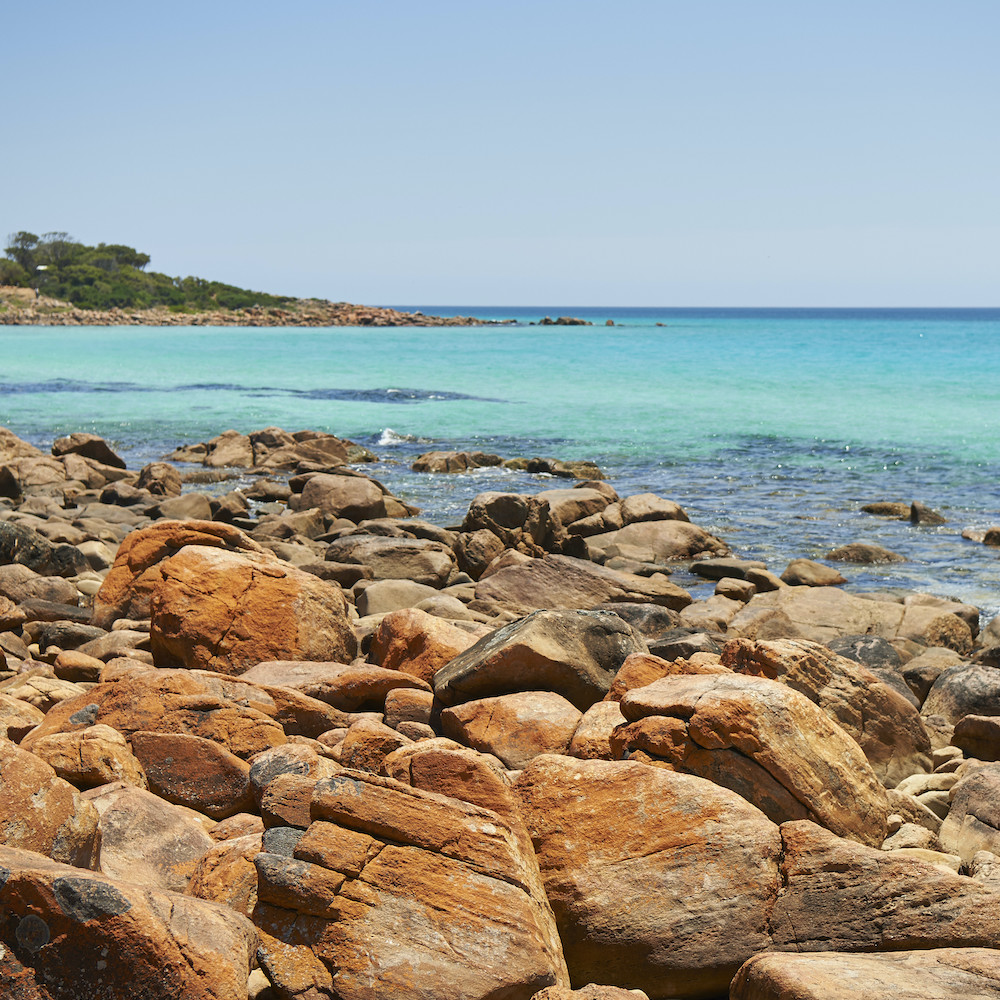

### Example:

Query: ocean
xmin=1 ymin=307 xmax=998 ymax=622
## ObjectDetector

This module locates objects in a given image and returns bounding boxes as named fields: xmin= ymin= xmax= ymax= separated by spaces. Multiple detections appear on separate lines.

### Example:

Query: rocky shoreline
xmin=1 ymin=423 xmax=1000 ymax=999
xmin=0 ymin=290 xmax=501 ymax=327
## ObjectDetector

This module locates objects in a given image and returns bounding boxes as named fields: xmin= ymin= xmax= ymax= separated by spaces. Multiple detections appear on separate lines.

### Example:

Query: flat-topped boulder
xmin=728 ymin=585 xmax=974 ymax=652
xmin=475 ymin=552 xmax=692 ymax=614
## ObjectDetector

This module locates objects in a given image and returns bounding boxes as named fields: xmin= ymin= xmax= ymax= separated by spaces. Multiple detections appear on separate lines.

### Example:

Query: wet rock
xmin=412 ymin=450 xmax=504 ymax=473
xmin=826 ymin=543 xmax=906 ymax=563
xmin=911 ymin=501 xmax=947 ymax=525
xmin=780 ymin=558 xmax=847 ymax=587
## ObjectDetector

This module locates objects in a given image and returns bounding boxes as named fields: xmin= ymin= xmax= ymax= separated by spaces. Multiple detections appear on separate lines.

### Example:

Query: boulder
xmin=295 ymin=472 xmax=387 ymax=521
xmin=826 ymin=543 xmax=906 ymax=564
xmin=354 ymin=577 xmax=440 ymax=615
xmin=462 ymin=490 xmax=561 ymax=555
xmin=368 ymin=607 xmax=483 ymax=683
xmin=441 ymin=691 xmax=582 ymax=768
xmin=255 ymin=765 xmax=568 ymax=1000
xmin=514 ymin=755 xmax=781 ymax=999
xmin=732 ymin=948 xmax=1000 ymax=1000
xmin=326 ymin=533 xmax=457 ymax=587
xmin=770 ymin=819 xmax=1000 ymax=951
xmin=923 ymin=663 xmax=1000 ymax=725
xmin=0 ymin=691 xmax=45 ymax=741
xmin=454 ymin=527 xmax=507 ymax=579
xmin=584 ymin=519 xmax=729 ymax=564
xmin=729 ymin=585 xmax=973 ymax=652
xmin=0 ymin=520 xmax=89 ymax=577
xmin=136 ymin=460 xmax=182 ymax=496
xmin=953 ymin=715 xmax=1000 ymax=762
xmin=618 ymin=672 xmax=889 ymax=846
xmin=87 ymin=783 xmax=215 ymax=893
xmin=51 ymin=431 xmax=126 ymax=468
xmin=93 ymin=519 xmax=270 ymax=626
xmin=412 ymin=450 xmax=504 ymax=473
xmin=0 ymin=844 xmax=257 ymax=1000
xmin=780 ymin=559 xmax=847 ymax=587
xmin=721 ymin=638 xmax=931 ymax=785
xmin=186 ymin=832 xmax=262 ymax=917
xmin=28 ymin=724 xmax=147 ymax=789
xmin=0 ymin=739 xmax=100 ymax=867
xmin=21 ymin=669 xmax=289 ymax=761
xmin=567 ymin=701 xmax=627 ymax=760
xmin=475 ymin=553 xmax=692 ymax=614
xmin=148 ymin=543 xmax=356 ymax=673
xmin=434 ymin=608 xmax=648 ymax=711
xmin=939 ymin=764 xmax=1000 ymax=861
xmin=240 ymin=659 xmax=430 ymax=712
xmin=130 ymin=730 xmax=254 ymax=818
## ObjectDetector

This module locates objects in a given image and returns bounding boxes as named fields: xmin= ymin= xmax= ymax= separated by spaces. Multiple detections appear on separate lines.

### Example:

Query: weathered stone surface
xmin=130 ymin=730 xmax=254 ymax=818
xmin=533 ymin=988 xmax=649 ymax=1000
xmin=0 ymin=520 xmax=89 ymax=577
xmin=434 ymin=609 xmax=648 ymax=711
xmin=137 ymin=460 xmax=182 ymax=496
xmin=954 ymin=715 xmax=1000 ymax=762
xmin=337 ymin=718 xmax=414 ymax=773
xmin=146 ymin=543 xmax=356 ymax=673
xmin=21 ymin=669 xmax=289 ymax=760
xmin=729 ymin=585 xmax=973 ymax=652
xmin=87 ymin=783 xmax=215 ymax=893
xmin=241 ymin=658 xmax=430 ymax=712
xmin=368 ymin=607 xmax=482 ymax=683
xmin=475 ymin=553 xmax=692 ymax=614
xmin=584 ymin=519 xmax=729 ymax=564
xmin=93 ymin=519 xmax=270 ymax=626
xmin=923 ymin=663 xmax=1000 ymax=725
xmin=0 ymin=844 xmax=257 ymax=1000
xmin=29 ymin=724 xmax=147 ymax=789
xmin=770 ymin=819 xmax=1000 ymax=951
xmin=462 ymin=490 xmax=561 ymax=555
xmin=780 ymin=558 xmax=847 ymax=587
xmin=186 ymin=832 xmax=262 ymax=916
xmin=721 ymin=638 xmax=931 ymax=785
xmin=326 ymin=532 xmax=457 ymax=586
xmin=618 ymin=673 xmax=889 ymax=846
xmin=731 ymin=948 xmax=1000 ymax=1000
xmin=0 ymin=739 xmax=100 ymax=867
xmin=514 ymin=755 xmax=781 ymax=999
xmin=442 ymin=691 xmax=582 ymax=768
xmin=455 ymin=527 xmax=508 ymax=579
xmin=939 ymin=764 xmax=1000 ymax=861
xmin=256 ymin=765 xmax=568 ymax=1000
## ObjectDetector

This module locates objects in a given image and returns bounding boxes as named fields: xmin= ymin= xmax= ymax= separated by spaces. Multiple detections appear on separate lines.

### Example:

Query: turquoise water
xmin=1 ymin=309 xmax=998 ymax=618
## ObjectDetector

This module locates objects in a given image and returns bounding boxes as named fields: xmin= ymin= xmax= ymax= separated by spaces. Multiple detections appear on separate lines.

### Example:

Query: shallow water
xmin=1 ymin=308 xmax=997 ymax=619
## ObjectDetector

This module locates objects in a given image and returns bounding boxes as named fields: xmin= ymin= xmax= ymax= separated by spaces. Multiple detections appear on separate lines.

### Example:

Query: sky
xmin=4 ymin=1 xmax=998 ymax=306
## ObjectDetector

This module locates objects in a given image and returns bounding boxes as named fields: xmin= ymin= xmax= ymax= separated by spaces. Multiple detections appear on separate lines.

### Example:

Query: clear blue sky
xmin=6 ymin=1 xmax=998 ymax=306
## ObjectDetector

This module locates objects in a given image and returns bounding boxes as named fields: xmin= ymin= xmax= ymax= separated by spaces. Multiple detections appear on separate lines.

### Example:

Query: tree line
xmin=2 ymin=231 xmax=294 ymax=311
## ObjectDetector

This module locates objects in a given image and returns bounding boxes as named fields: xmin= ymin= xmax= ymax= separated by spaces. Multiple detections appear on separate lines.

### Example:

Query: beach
xmin=0 ymin=311 xmax=999 ymax=998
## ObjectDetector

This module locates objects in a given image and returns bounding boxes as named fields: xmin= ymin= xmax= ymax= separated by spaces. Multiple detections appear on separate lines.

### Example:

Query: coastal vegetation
xmin=2 ymin=230 xmax=294 ymax=311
